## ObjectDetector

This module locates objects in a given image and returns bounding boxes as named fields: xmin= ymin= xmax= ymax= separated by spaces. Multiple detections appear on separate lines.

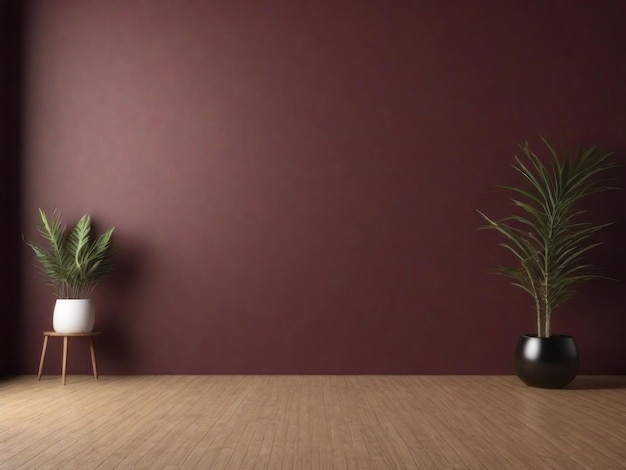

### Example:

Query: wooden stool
xmin=38 ymin=331 xmax=102 ymax=385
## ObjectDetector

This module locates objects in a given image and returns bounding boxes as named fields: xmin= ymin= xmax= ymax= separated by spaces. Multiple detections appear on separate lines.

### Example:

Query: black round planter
xmin=514 ymin=334 xmax=579 ymax=389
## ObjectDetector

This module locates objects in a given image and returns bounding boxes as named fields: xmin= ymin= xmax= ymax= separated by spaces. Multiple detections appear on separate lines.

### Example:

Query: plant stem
xmin=543 ymin=275 xmax=551 ymax=338
xmin=525 ymin=263 xmax=542 ymax=337
xmin=543 ymin=231 xmax=554 ymax=338
xmin=534 ymin=287 xmax=542 ymax=337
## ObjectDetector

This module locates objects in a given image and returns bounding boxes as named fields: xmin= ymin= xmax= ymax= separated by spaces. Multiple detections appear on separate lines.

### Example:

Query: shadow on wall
xmin=602 ymin=147 xmax=626 ymax=282
xmin=574 ymin=147 xmax=626 ymax=373
xmin=95 ymin=233 xmax=149 ymax=374
xmin=0 ymin=1 xmax=24 ymax=375
xmin=577 ymin=144 xmax=626 ymax=289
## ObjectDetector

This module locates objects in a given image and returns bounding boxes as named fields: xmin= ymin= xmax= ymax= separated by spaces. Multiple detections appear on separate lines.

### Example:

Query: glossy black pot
xmin=514 ymin=334 xmax=579 ymax=389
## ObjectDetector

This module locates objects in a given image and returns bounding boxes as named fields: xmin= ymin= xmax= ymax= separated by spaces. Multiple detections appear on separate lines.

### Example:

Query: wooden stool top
xmin=43 ymin=331 xmax=102 ymax=337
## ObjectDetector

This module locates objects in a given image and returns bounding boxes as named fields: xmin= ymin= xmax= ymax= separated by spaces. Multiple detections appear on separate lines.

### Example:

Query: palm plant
xmin=25 ymin=209 xmax=115 ymax=299
xmin=478 ymin=137 xmax=617 ymax=338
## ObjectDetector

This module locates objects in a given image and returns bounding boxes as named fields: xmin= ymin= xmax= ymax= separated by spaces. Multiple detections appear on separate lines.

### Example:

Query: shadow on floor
xmin=567 ymin=375 xmax=626 ymax=390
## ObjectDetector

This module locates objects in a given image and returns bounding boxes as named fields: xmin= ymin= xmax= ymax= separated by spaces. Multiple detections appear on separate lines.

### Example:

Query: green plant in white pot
xmin=478 ymin=137 xmax=617 ymax=388
xmin=25 ymin=209 xmax=114 ymax=333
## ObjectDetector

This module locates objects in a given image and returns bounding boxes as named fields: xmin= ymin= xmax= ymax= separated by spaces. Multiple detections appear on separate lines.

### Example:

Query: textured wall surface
xmin=19 ymin=0 xmax=626 ymax=374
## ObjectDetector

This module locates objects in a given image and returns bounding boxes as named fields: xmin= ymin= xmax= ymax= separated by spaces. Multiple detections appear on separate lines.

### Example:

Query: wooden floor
xmin=0 ymin=375 xmax=625 ymax=469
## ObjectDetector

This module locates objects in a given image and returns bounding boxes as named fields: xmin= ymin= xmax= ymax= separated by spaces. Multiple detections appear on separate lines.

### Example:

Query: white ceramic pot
xmin=53 ymin=299 xmax=95 ymax=333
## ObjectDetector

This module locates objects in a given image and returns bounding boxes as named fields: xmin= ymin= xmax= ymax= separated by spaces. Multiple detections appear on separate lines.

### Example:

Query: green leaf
xmin=477 ymin=138 xmax=618 ymax=336
xmin=24 ymin=210 xmax=115 ymax=298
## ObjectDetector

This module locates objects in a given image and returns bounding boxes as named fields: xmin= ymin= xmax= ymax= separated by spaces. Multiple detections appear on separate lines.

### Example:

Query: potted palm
xmin=25 ymin=208 xmax=114 ymax=333
xmin=478 ymin=137 xmax=617 ymax=388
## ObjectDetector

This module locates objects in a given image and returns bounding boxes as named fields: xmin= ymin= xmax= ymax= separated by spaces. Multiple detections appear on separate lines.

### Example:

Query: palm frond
xmin=24 ymin=209 xmax=115 ymax=299
xmin=478 ymin=138 xmax=617 ymax=337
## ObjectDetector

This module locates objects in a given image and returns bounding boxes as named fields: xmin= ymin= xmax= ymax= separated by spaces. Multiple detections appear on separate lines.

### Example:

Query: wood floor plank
xmin=0 ymin=375 xmax=624 ymax=469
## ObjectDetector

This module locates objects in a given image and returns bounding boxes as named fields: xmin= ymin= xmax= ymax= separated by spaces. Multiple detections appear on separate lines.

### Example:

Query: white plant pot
xmin=53 ymin=299 xmax=95 ymax=333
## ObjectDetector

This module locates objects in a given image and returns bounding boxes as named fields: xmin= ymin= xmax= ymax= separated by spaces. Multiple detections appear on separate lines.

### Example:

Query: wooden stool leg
xmin=62 ymin=336 xmax=69 ymax=385
xmin=37 ymin=335 xmax=49 ymax=380
xmin=90 ymin=336 xmax=99 ymax=381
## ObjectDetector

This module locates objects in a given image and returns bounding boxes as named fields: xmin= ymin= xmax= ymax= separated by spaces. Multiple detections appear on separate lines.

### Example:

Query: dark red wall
xmin=0 ymin=0 xmax=22 ymax=376
xmin=20 ymin=1 xmax=626 ymax=374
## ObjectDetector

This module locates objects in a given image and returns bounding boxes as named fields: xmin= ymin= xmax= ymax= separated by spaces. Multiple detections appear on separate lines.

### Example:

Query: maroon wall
xmin=0 ymin=0 xmax=23 ymax=376
xmin=20 ymin=1 xmax=626 ymax=374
